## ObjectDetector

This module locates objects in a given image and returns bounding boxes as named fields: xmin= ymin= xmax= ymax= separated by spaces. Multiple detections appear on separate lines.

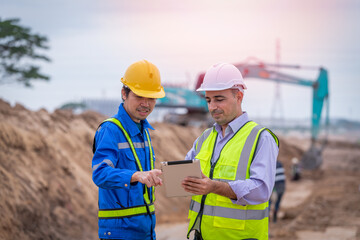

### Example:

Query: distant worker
xmin=182 ymin=63 xmax=279 ymax=240
xmin=92 ymin=60 xmax=165 ymax=240
xmin=291 ymin=157 xmax=301 ymax=181
xmin=270 ymin=160 xmax=286 ymax=223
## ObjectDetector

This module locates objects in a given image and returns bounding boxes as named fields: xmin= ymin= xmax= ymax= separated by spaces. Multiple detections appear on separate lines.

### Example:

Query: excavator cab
xmin=302 ymin=143 xmax=323 ymax=170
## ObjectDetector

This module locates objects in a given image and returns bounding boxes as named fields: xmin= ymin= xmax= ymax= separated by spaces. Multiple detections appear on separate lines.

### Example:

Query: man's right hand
xmin=131 ymin=169 xmax=163 ymax=187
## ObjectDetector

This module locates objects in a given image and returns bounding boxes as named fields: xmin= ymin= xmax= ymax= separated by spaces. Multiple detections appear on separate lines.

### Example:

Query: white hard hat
xmin=196 ymin=63 xmax=247 ymax=92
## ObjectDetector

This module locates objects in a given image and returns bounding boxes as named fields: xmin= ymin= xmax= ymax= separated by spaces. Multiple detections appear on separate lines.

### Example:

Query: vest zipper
xmin=189 ymin=134 xmax=218 ymax=238
xmin=209 ymin=160 xmax=217 ymax=179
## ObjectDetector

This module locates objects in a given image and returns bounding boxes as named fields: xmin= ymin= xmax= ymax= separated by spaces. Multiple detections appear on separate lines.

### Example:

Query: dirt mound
xmin=1 ymin=98 xmax=359 ymax=239
xmin=0 ymin=99 xmax=102 ymax=240
xmin=0 ymin=99 xmax=203 ymax=240
xmin=269 ymin=137 xmax=360 ymax=239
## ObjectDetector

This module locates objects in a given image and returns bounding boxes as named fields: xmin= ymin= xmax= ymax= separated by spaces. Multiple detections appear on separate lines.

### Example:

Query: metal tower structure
xmin=271 ymin=39 xmax=284 ymax=126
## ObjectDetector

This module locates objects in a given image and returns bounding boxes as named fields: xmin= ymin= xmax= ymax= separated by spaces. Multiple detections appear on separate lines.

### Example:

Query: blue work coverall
xmin=92 ymin=103 xmax=156 ymax=240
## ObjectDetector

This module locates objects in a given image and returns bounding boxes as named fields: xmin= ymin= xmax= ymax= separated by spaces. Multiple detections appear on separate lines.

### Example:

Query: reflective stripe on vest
xmin=275 ymin=175 xmax=286 ymax=181
xmin=118 ymin=141 xmax=149 ymax=149
xmin=190 ymin=200 xmax=269 ymax=220
xmin=195 ymin=127 xmax=213 ymax=156
xmin=98 ymin=203 xmax=155 ymax=219
xmin=96 ymin=118 xmax=155 ymax=218
xmin=275 ymin=165 xmax=286 ymax=182
xmin=234 ymin=124 xmax=263 ymax=180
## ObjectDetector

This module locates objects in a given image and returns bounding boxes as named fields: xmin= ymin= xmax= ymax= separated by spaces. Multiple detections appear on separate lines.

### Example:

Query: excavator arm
xmin=232 ymin=63 xmax=329 ymax=141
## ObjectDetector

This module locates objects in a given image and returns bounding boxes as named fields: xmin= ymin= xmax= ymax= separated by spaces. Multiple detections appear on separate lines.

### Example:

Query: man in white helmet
xmin=182 ymin=63 xmax=279 ymax=240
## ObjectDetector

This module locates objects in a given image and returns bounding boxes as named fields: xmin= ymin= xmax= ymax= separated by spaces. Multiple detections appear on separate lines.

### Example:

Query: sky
xmin=1 ymin=0 xmax=360 ymax=121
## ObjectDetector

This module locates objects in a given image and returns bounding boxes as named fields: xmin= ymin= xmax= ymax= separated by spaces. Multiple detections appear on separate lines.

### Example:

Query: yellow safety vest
xmin=187 ymin=121 xmax=279 ymax=240
xmin=96 ymin=118 xmax=156 ymax=219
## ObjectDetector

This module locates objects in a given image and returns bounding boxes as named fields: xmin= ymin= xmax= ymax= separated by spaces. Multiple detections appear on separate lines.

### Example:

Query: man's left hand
xmin=182 ymin=173 xmax=214 ymax=195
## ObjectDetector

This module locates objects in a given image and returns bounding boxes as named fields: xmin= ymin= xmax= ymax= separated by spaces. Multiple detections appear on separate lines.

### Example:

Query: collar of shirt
xmin=214 ymin=112 xmax=249 ymax=139
xmin=115 ymin=103 xmax=155 ymax=138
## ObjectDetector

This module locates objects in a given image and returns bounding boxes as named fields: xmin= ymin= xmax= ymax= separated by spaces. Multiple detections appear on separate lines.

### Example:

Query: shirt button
xmin=108 ymin=232 xmax=111 ymax=235
xmin=125 ymin=184 xmax=128 ymax=187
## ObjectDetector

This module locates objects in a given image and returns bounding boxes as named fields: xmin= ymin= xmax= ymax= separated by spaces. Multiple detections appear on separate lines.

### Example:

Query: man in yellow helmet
xmin=182 ymin=63 xmax=279 ymax=240
xmin=92 ymin=60 xmax=165 ymax=240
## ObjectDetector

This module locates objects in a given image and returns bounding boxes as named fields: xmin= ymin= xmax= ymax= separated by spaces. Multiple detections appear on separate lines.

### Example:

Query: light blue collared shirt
xmin=185 ymin=112 xmax=279 ymax=205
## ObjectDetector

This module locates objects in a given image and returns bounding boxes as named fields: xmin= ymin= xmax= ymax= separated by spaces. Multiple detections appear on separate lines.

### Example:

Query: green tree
xmin=0 ymin=18 xmax=51 ymax=87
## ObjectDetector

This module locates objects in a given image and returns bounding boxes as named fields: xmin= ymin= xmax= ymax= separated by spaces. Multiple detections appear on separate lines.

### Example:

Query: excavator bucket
xmin=301 ymin=145 xmax=323 ymax=170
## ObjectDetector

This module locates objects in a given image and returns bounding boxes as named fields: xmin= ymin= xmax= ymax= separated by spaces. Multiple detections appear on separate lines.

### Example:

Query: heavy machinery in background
xmin=156 ymin=86 xmax=212 ymax=127
xmin=158 ymin=59 xmax=329 ymax=169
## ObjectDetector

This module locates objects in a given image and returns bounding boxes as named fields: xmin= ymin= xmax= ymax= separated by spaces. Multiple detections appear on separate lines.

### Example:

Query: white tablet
xmin=161 ymin=159 xmax=202 ymax=197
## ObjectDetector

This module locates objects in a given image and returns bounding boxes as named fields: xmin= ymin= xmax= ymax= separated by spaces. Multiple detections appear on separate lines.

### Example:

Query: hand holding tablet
xmin=161 ymin=159 xmax=202 ymax=197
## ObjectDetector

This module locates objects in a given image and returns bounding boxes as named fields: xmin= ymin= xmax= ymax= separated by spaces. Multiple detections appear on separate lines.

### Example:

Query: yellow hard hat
xmin=121 ymin=60 xmax=165 ymax=99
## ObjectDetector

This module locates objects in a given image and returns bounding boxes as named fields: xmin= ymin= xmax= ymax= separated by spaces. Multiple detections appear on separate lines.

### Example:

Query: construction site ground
xmin=0 ymin=99 xmax=359 ymax=240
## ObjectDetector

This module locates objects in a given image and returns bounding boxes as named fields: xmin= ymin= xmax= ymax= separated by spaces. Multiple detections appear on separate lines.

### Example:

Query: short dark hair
xmin=231 ymin=89 xmax=239 ymax=97
xmin=122 ymin=86 xmax=131 ymax=101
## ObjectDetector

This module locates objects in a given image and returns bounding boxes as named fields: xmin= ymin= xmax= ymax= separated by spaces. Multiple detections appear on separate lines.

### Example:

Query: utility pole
xmin=271 ymin=39 xmax=284 ymax=128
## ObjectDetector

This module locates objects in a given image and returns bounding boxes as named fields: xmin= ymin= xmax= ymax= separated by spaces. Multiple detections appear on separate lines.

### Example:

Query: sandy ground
xmin=156 ymin=223 xmax=193 ymax=240
xmin=0 ymin=98 xmax=359 ymax=240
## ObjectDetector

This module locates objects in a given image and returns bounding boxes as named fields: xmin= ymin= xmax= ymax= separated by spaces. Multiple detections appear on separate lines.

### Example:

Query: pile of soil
xmin=0 ymin=99 xmax=101 ymax=240
xmin=270 ymin=138 xmax=360 ymax=239
xmin=0 ymin=98 xmax=359 ymax=239
xmin=0 ymin=99 xmax=202 ymax=240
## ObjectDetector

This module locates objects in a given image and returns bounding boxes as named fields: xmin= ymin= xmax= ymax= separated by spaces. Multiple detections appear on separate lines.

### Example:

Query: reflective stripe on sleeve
xmin=92 ymin=159 xmax=114 ymax=172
